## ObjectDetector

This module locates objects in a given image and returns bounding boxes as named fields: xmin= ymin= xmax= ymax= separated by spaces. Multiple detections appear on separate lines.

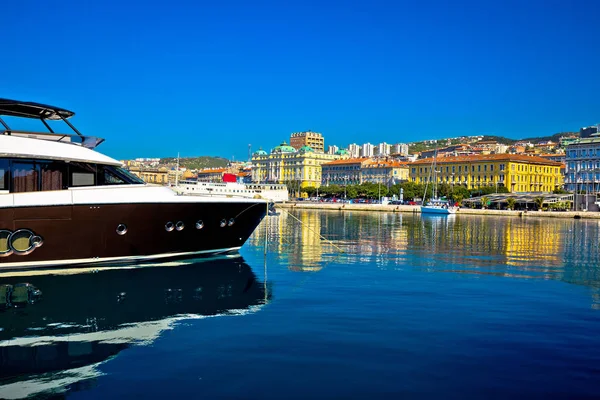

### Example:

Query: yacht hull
xmin=0 ymin=201 xmax=267 ymax=270
xmin=420 ymin=206 xmax=457 ymax=215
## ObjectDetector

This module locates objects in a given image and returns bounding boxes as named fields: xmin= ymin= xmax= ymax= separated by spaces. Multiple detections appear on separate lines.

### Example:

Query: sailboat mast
xmin=175 ymin=152 xmax=180 ymax=186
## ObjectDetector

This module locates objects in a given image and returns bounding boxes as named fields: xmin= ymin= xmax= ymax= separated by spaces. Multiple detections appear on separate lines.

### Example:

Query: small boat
xmin=420 ymin=147 xmax=458 ymax=215
xmin=421 ymin=200 xmax=457 ymax=215
xmin=267 ymin=203 xmax=280 ymax=216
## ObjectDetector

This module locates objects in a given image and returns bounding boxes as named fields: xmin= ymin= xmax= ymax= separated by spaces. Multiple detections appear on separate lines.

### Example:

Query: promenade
xmin=279 ymin=201 xmax=600 ymax=219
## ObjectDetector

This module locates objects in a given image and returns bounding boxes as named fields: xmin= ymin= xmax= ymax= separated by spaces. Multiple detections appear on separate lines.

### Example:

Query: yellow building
xmin=128 ymin=166 xmax=169 ymax=184
xmin=361 ymin=159 xmax=410 ymax=185
xmin=410 ymin=154 xmax=562 ymax=193
xmin=290 ymin=131 xmax=325 ymax=153
xmin=251 ymin=141 xmax=342 ymax=190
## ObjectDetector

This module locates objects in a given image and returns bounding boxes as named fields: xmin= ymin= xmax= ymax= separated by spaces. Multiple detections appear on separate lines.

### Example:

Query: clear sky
xmin=3 ymin=0 xmax=600 ymax=161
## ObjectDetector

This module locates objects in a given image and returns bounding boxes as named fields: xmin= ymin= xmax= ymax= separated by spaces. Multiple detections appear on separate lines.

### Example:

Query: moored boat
xmin=0 ymin=98 xmax=268 ymax=270
xmin=420 ymin=147 xmax=458 ymax=215
xmin=174 ymin=180 xmax=289 ymax=202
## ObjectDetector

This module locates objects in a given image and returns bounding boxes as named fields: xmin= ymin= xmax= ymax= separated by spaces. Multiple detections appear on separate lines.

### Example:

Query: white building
xmin=391 ymin=143 xmax=409 ymax=156
xmin=327 ymin=145 xmax=339 ymax=155
xmin=348 ymin=143 xmax=361 ymax=158
xmin=361 ymin=143 xmax=375 ymax=157
xmin=376 ymin=142 xmax=390 ymax=156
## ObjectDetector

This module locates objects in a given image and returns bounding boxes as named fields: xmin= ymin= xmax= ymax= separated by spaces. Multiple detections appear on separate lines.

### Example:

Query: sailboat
xmin=420 ymin=148 xmax=457 ymax=215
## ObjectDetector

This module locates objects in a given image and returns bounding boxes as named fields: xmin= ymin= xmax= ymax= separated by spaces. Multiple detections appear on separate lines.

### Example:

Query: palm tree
xmin=506 ymin=197 xmax=516 ymax=210
xmin=534 ymin=196 xmax=544 ymax=211
xmin=480 ymin=196 xmax=490 ymax=209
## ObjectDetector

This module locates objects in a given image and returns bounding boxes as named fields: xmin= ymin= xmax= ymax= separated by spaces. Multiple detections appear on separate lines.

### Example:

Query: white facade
xmin=391 ymin=143 xmax=409 ymax=156
xmin=565 ymin=138 xmax=600 ymax=193
xmin=361 ymin=143 xmax=374 ymax=157
xmin=348 ymin=143 xmax=361 ymax=158
xmin=327 ymin=145 xmax=339 ymax=155
xmin=376 ymin=142 xmax=390 ymax=156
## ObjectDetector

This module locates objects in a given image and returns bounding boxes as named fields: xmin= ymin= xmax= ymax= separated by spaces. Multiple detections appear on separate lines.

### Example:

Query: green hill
xmin=160 ymin=156 xmax=229 ymax=170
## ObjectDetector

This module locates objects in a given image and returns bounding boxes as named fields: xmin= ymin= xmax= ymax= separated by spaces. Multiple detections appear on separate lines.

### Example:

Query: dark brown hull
xmin=0 ymin=201 xmax=267 ymax=270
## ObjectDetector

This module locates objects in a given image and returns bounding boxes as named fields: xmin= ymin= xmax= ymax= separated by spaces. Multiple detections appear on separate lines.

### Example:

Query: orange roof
xmin=198 ymin=168 xmax=227 ymax=174
xmin=363 ymin=160 xmax=409 ymax=168
xmin=322 ymin=157 xmax=369 ymax=166
xmin=411 ymin=153 xmax=562 ymax=166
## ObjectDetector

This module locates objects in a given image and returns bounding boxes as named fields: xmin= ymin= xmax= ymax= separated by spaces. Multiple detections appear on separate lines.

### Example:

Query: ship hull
xmin=420 ymin=206 xmax=457 ymax=215
xmin=0 ymin=201 xmax=267 ymax=270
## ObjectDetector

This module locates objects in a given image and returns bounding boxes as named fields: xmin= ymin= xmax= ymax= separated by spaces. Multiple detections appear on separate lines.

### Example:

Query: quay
xmin=279 ymin=201 xmax=600 ymax=220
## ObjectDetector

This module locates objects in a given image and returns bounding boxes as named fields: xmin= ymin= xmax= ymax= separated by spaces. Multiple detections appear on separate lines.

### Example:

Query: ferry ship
xmin=174 ymin=180 xmax=289 ymax=202
xmin=0 ymin=98 xmax=267 ymax=270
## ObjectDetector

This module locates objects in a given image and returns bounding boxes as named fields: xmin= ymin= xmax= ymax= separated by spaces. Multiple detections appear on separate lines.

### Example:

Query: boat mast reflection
xmin=0 ymin=256 xmax=270 ymax=399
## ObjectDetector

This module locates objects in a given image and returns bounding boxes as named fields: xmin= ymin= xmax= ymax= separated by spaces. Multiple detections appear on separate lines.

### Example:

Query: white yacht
xmin=174 ymin=180 xmax=289 ymax=202
xmin=0 ymin=98 xmax=268 ymax=270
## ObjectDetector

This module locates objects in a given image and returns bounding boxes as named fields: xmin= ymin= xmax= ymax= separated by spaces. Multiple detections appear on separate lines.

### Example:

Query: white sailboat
xmin=420 ymin=148 xmax=457 ymax=215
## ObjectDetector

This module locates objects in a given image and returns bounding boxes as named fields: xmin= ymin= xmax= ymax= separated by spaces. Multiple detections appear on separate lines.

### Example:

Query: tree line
xmin=298 ymin=181 xmax=510 ymax=203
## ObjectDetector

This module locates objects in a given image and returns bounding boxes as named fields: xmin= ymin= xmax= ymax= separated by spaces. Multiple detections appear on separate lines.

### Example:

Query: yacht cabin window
xmin=0 ymin=159 xmax=8 ymax=191
xmin=0 ymin=158 xmax=144 ymax=193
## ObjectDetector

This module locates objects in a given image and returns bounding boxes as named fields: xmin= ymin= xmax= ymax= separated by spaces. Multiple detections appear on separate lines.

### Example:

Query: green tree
xmin=534 ymin=196 xmax=545 ymax=210
xmin=506 ymin=197 xmax=516 ymax=210
xmin=480 ymin=196 xmax=490 ymax=209
xmin=450 ymin=186 xmax=469 ymax=202
xmin=302 ymin=186 xmax=317 ymax=197
xmin=346 ymin=186 xmax=358 ymax=199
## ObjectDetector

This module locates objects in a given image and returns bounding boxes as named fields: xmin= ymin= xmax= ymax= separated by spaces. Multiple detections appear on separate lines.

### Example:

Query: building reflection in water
xmin=0 ymin=256 xmax=270 ymax=400
xmin=250 ymin=210 xmax=600 ymax=306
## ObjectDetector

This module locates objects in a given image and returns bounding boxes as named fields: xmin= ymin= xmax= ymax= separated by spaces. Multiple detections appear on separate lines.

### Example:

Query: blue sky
xmin=2 ymin=0 xmax=599 ymax=161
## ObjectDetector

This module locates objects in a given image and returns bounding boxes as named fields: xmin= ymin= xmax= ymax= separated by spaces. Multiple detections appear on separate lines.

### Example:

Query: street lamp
xmin=344 ymin=175 xmax=348 ymax=200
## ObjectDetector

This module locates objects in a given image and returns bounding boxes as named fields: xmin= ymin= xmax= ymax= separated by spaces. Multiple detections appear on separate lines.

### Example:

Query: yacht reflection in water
xmin=0 ymin=256 xmax=270 ymax=399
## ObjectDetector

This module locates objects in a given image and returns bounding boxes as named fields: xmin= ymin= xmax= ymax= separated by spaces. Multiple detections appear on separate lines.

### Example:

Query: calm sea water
xmin=1 ymin=210 xmax=600 ymax=399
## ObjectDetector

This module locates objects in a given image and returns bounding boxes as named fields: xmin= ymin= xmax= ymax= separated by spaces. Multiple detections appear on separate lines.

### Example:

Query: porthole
xmin=0 ymin=230 xmax=13 ymax=256
xmin=10 ymin=229 xmax=36 ymax=255
xmin=195 ymin=220 xmax=204 ymax=230
xmin=116 ymin=224 xmax=128 ymax=235
xmin=165 ymin=221 xmax=175 ymax=232
xmin=176 ymin=221 xmax=185 ymax=231
xmin=228 ymin=218 xmax=235 ymax=226
xmin=220 ymin=219 xmax=227 ymax=228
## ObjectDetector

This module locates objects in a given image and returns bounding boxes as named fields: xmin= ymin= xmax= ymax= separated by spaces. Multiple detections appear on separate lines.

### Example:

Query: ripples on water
xmin=1 ymin=210 xmax=600 ymax=399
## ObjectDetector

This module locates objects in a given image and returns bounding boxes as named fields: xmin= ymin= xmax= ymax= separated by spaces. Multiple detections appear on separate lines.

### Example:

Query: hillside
xmin=409 ymin=132 xmax=579 ymax=154
xmin=160 ymin=156 xmax=229 ymax=170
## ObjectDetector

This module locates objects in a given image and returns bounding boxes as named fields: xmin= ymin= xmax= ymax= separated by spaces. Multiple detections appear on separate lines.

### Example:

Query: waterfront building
xmin=251 ymin=141 xmax=341 ymax=189
xmin=128 ymin=166 xmax=169 ymax=184
xmin=410 ymin=154 xmax=562 ymax=193
xmin=321 ymin=158 xmax=369 ymax=186
xmin=196 ymin=167 xmax=228 ymax=183
xmin=565 ymin=137 xmax=600 ymax=193
xmin=361 ymin=143 xmax=375 ymax=157
xmin=580 ymin=125 xmax=599 ymax=138
xmin=348 ymin=143 xmax=361 ymax=158
xmin=290 ymin=131 xmax=325 ymax=153
xmin=361 ymin=159 xmax=409 ymax=185
xmin=327 ymin=145 xmax=339 ymax=155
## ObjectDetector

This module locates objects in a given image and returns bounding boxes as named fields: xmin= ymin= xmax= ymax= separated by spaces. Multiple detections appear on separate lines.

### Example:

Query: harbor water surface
xmin=1 ymin=210 xmax=600 ymax=399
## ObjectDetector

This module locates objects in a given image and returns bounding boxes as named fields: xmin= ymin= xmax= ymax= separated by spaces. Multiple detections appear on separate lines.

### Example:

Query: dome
xmin=253 ymin=147 xmax=267 ymax=156
xmin=299 ymin=145 xmax=314 ymax=153
xmin=271 ymin=141 xmax=296 ymax=154
xmin=335 ymin=149 xmax=349 ymax=155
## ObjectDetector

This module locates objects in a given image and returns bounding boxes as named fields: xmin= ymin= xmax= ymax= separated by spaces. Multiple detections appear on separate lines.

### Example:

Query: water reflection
xmin=0 ymin=256 xmax=270 ymax=399
xmin=250 ymin=210 xmax=600 ymax=295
